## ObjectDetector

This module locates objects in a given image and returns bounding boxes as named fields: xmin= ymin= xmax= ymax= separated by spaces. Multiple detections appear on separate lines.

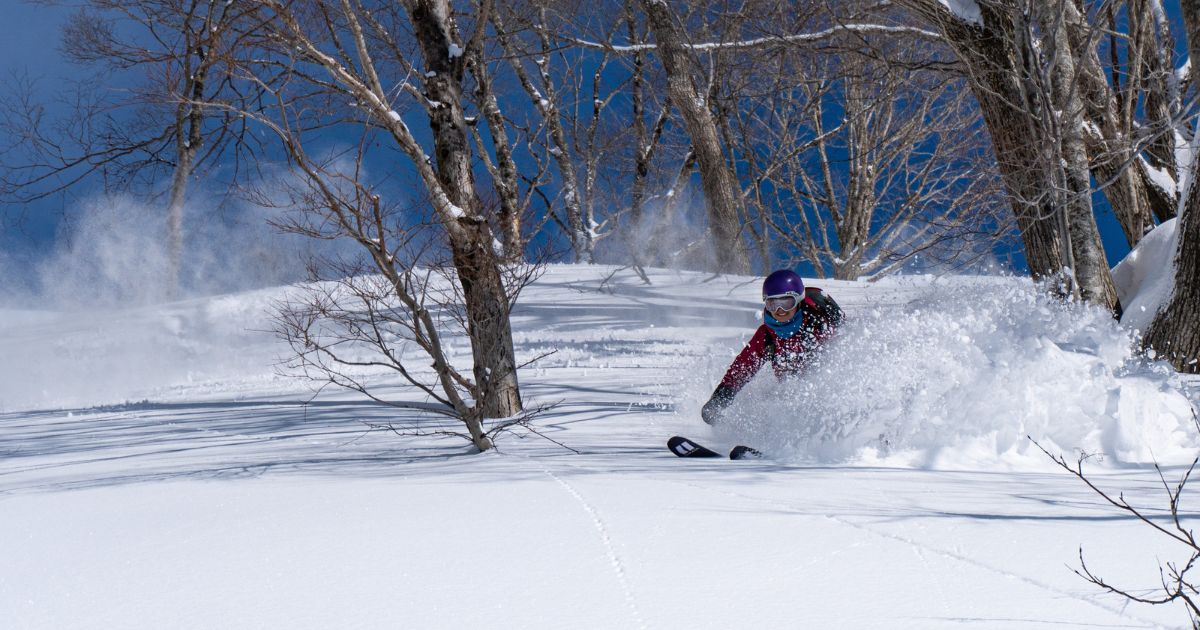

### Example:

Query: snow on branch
xmin=937 ymin=0 xmax=982 ymax=27
xmin=568 ymin=23 xmax=944 ymax=54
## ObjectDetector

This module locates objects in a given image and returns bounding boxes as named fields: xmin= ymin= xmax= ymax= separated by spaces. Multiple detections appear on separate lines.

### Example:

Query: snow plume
xmin=721 ymin=278 xmax=1197 ymax=468
xmin=34 ymin=195 xmax=173 ymax=306
xmin=0 ymin=248 xmax=34 ymax=299
xmin=9 ymin=192 xmax=321 ymax=309
xmin=610 ymin=191 xmax=726 ymax=272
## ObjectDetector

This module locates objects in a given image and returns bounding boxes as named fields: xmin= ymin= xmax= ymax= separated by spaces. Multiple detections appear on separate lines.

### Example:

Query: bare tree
xmin=460 ymin=13 xmax=524 ymax=261
xmin=723 ymin=30 xmax=1009 ymax=279
xmin=1086 ymin=0 xmax=1181 ymax=243
xmin=257 ymin=136 xmax=539 ymax=450
xmin=621 ymin=1 xmax=675 ymax=270
xmin=541 ymin=0 xmax=686 ymax=273
xmin=1005 ymin=0 xmax=1186 ymax=250
xmin=491 ymin=0 xmax=702 ymax=272
xmin=0 ymin=0 xmax=264 ymax=297
xmin=545 ymin=0 xmax=1001 ymax=277
xmin=490 ymin=4 xmax=597 ymax=262
xmin=1128 ymin=0 xmax=1186 ymax=224
xmin=221 ymin=0 xmax=528 ymax=442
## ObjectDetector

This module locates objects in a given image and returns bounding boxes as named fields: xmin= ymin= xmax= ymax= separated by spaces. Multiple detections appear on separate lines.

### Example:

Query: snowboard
xmin=668 ymin=436 xmax=762 ymax=460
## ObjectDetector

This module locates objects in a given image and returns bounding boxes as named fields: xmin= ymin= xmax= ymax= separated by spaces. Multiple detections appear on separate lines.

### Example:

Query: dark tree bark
xmin=641 ymin=0 xmax=751 ymax=274
xmin=1143 ymin=0 xmax=1200 ymax=374
xmin=900 ymin=0 xmax=1120 ymax=311
xmin=405 ymin=0 xmax=524 ymax=425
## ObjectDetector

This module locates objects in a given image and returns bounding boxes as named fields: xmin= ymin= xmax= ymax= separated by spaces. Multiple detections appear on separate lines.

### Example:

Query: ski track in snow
xmin=861 ymin=476 xmax=955 ymax=622
xmin=528 ymin=458 xmax=647 ymax=630
xmin=533 ymin=450 xmax=1174 ymax=627
xmin=661 ymin=473 xmax=1172 ymax=629
xmin=909 ymin=542 xmax=954 ymax=621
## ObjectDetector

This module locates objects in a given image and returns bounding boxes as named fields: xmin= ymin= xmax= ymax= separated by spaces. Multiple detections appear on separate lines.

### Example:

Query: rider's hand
xmin=701 ymin=385 xmax=736 ymax=425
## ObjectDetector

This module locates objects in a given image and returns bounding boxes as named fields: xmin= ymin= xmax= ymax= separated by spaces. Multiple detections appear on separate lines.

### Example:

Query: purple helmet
xmin=762 ymin=269 xmax=805 ymax=299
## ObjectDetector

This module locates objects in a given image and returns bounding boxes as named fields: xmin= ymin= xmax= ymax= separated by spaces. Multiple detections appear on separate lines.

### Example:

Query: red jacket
xmin=718 ymin=288 xmax=841 ymax=393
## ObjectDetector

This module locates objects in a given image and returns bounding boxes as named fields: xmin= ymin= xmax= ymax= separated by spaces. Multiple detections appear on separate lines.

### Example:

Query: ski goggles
xmin=764 ymin=292 xmax=802 ymax=312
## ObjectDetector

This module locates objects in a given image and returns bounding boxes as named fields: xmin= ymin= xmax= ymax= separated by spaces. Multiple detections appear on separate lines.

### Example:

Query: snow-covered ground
xmin=2 ymin=265 xmax=1199 ymax=629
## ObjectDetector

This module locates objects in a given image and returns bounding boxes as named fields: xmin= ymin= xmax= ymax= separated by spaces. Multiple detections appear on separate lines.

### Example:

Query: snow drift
xmin=1111 ymin=217 xmax=1179 ymax=334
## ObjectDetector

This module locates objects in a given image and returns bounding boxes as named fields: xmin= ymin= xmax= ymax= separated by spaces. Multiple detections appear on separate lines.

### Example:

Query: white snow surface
xmin=2 ymin=265 xmax=1199 ymax=629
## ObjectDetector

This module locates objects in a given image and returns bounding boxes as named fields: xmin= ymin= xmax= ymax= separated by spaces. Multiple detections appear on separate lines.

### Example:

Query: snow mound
xmin=1111 ymin=217 xmax=1178 ymax=333
xmin=722 ymin=279 xmax=1197 ymax=468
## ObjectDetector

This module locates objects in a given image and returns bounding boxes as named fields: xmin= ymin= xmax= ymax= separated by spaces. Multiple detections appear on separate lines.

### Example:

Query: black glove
xmin=701 ymin=385 xmax=736 ymax=425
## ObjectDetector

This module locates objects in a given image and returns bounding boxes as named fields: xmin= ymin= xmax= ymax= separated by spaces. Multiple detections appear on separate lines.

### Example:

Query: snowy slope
xmin=2 ymin=265 xmax=1198 ymax=629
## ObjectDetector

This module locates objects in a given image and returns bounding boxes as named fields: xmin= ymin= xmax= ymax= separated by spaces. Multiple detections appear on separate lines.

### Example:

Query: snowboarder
xmin=701 ymin=269 xmax=843 ymax=425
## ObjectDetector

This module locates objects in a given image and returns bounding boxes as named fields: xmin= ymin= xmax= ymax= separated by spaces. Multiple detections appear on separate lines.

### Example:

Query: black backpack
xmin=801 ymin=286 xmax=844 ymax=334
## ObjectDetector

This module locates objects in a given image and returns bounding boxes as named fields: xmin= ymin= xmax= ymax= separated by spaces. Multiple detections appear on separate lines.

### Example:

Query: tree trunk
xmin=1139 ymin=0 xmax=1181 ymax=223
xmin=1055 ymin=0 xmax=1157 ymax=248
xmin=166 ymin=106 xmax=202 ymax=300
xmin=408 ymin=0 xmax=522 ymax=435
xmin=902 ymin=0 xmax=1119 ymax=312
xmin=165 ymin=19 xmax=210 ymax=300
xmin=835 ymin=67 xmax=877 ymax=280
xmin=641 ymin=0 xmax=750 ymax=274
xmin=1143 ymin=176 xmax=1200 ymax=373
xmin=941 ymin=7 xmax=1064 ymax=278
xmin=1143 ymin=0 xmax=1200 ymax=373
xmin=465 ymin=46 xmax=523 ymax=261
xmin=1041 ymin=2 xmax=1120 ymax=307
xmin=624 ymin=7 xmax=670 ymax=270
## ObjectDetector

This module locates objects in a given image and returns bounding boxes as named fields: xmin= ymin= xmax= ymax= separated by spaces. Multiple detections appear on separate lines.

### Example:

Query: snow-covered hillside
xmin=2 ymin=265 xmax=1198 ymax=629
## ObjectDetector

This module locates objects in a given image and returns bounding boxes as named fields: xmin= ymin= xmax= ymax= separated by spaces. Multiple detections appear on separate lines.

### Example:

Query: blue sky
xmin=0 ymin=1 xmax=74 ymax=256
xmin=0 ymin=1 xmax=62 ymax=59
